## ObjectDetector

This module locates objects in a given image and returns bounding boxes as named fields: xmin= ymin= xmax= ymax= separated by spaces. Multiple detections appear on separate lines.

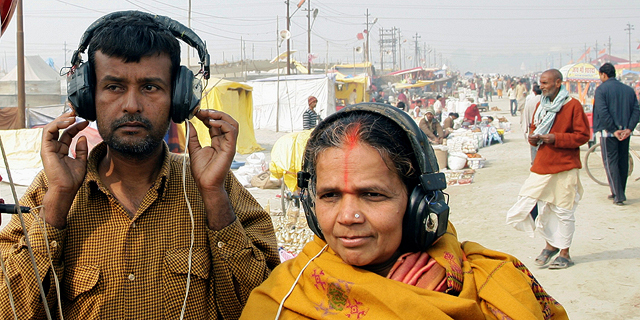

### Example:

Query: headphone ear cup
xmin=67 ymin=62 xmax=96 ymax=121
xmin=171 ymin=66 xmax=201 ymax=123
xmin=404 ymin=185 xmax=429 ymax=250
xmin=300 ymin=187 xmax=324 ymax=240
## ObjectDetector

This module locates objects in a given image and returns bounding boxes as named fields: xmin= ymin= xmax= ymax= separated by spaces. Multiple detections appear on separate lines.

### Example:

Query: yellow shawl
xmin=241 ymin=224 xmax=567 ymax=320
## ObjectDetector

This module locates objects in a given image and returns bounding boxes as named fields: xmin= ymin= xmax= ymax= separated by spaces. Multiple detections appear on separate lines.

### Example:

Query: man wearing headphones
xmin=241 ymin=103 xmax=567 ymax=319
xmin=0 ymin=12 xmax=278 ymax=319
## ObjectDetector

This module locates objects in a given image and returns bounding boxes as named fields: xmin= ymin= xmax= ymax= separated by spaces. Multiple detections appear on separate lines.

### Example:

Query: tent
xmin=334 ymin=73 xmax=369 ymax=105
xmin=249 ymin=74 xmax=337 ymax=132
xmin=175 ymin=78 xmax=263 ymax=154
xmin=0 ymin=55 xmax=64 ymax=109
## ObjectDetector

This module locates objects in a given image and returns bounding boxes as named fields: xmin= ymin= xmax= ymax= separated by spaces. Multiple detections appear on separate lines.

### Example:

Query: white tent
xmin=248 ymin=74 xmax=336 ymax=132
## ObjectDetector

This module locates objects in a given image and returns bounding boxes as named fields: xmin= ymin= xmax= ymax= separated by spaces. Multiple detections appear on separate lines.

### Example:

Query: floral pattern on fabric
xmin=311 ymin=268 xmax=369 ymax=319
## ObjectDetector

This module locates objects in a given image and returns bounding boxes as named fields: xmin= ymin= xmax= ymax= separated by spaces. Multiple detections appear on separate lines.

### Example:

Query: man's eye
xmin=143 ymin=84 xmax=158 ymax=91
xmin=106 ymin=84 xmax=121 ymax=91
xmin=319 ymin=192 xmax=338 ymax=199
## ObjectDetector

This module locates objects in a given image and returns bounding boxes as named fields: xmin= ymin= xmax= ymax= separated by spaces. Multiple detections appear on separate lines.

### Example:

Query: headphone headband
xmin=310 ymin=102 xmax=440 ymax=175
xmin=71 ymin=10 xmax=210 ymax=79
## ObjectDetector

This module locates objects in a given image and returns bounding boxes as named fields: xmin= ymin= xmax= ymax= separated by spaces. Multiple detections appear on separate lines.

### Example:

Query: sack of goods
xmin=448 ymin=152 xmax=468 ymax=170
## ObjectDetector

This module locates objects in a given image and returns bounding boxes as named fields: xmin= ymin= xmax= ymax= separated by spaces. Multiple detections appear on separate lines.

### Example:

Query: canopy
xmin=559 ymin=63 xmax=600 ymax=82
xmin=394 ymin=80 xmax=435 ymax=89
xmin=386 ymin=67 xmax=438 ymax=76
xmin=177 ymin=78 xmax=263 ymax=154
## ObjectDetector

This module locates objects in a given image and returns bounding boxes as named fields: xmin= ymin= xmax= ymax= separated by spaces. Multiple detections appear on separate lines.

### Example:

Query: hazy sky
xmin=0 ymin=0 xmax=639 ymax=75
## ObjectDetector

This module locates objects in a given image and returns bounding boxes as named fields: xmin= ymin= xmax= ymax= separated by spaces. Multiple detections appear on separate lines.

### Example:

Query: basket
xmin=467 ymin=158 xmax=486 ymax=169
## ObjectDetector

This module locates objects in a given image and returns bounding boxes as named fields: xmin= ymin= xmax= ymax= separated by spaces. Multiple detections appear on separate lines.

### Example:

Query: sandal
xmin=534 ymin=248 xmax=559 ymax=266
xmin=548 ymin=256 xmax=574 ymax=269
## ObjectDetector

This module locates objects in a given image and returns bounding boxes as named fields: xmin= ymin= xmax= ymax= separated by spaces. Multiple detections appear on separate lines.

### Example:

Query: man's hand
xmin=614 ymin=129 xmax=631 ymax=141
xmin=187 ymin=109 xmax=239 ymax=230
xmin=528 ymin=134 xmax=540 ymax=145
xmin=40 ymin=110 xmax=89 ymax=229
xmin=538 ymin=133 xmax=556 ymax=144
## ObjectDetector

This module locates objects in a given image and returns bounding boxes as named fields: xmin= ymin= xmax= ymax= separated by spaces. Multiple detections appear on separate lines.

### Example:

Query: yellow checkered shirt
xmin=0 ymin=142 xmax=279 ymax=319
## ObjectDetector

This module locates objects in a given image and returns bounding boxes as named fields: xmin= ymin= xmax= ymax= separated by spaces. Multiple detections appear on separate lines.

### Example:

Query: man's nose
xmin=122 ymin=89 xmax=142 ymax=114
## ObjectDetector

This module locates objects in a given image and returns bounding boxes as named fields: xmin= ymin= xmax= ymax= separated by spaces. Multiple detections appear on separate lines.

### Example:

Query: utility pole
xmin=625 ymin=22 xmax=634 ymax=69
xmin=307 ymin=0 xmax=311 ymax=74
xmin=423 ymin=42 xmax=427 ymax=68
xmin=608 ymin=36 xmax=612 ymax=61
xmin=17 ymin=0 xmax=25 ymax=128
xmin=365 ymin=9 xmax=370 ymax=63
xmin=413 ymin=33 xmax=420 ymax=68
xmin=397 ymin=29 xmax=402 ymax=70
xmin=286 ymin=0 xmax=291 ymax=75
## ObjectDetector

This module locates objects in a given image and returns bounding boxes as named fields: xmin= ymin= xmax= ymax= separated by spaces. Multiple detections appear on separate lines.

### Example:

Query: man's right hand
xmin=40 ymin=110 xmax=89 ymax=229
xmin=528 ymin=134 xmax=540 ymax=145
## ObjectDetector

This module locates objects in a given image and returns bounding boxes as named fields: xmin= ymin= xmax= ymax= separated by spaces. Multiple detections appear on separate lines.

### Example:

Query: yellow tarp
xmin=335 ymin=74 xmax=369 ymax=104
xmin=269 ymin=130 xmax=312 ymax=191
xmin=178 ymin=78 xmax=263 ymax=154
xmin=394 ymin=80 xmax=435 ymax=89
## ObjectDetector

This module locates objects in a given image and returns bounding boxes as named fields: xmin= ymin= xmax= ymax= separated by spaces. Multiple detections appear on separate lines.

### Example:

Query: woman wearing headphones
xmin=241 ymin=103 xmax=567 ymax=320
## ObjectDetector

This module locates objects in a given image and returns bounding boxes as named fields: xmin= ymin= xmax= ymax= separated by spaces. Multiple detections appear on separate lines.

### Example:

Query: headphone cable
xmin=275 ymin=244 xmax=328 ymax=320
xmin=179 ymin=123 xmax=195 ymax=320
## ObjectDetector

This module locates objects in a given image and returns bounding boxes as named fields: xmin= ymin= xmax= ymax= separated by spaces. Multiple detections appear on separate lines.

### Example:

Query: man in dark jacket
xmin=593 ymin=63 xmax=640 ymax=205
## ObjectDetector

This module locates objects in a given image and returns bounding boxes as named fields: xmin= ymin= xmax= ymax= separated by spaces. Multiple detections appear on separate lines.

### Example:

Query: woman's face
xmin=314 ymin=143 xmax=408 ymax=266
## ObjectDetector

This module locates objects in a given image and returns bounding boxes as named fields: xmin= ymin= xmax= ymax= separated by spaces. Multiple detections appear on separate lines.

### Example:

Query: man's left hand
xmin=538 ymin=133 xmax=555 ymax=144
xmin=187 ymin=109 xmax=239 ymax=230
xmin=614 ymin=129 xmax=631 ymax=141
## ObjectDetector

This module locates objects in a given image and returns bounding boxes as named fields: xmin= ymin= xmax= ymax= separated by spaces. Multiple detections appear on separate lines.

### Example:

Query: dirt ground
xmin=2 ymin=97 xmax=639 ymax=319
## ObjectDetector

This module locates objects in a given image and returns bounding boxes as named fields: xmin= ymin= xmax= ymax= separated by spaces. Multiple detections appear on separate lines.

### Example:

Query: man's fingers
xmin=74 ymin=136 xmax=89 ymax=161
xmin=186 ymin=120 xmax=202 ymax=154
xmin=59 ymin=121 xmax=90 ymax=147
xmin=195 ymin=109 xmax=239 ymax=130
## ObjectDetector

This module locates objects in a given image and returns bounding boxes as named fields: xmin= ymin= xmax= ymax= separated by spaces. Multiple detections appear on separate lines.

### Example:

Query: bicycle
xmin=584 ymin=139 xmax=640 ymax=186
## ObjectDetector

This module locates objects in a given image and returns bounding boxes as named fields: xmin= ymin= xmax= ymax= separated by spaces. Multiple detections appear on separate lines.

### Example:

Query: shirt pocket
xmin=163 ymin=248 xmax=211 ymax=316
xmin=63 ymin=265 xmax=101 ymax=301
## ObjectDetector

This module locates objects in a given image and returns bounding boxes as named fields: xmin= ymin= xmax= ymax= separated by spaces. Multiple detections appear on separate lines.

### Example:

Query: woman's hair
xmin=304 ymin=111 xmax=421 ymax=193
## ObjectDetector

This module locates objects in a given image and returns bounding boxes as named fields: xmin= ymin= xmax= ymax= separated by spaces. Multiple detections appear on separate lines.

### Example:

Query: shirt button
xmin=50 ymin=241 xmax=58 ymax=248
xmin=128 ymin=274 xmax=135 ymax=281
xmin=217 ymin=241 xmax=224 ymax=248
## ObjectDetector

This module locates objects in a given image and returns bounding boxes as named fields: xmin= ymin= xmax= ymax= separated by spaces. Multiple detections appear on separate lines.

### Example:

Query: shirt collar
xmin=85 ymin=141 xmax=172 ymax=199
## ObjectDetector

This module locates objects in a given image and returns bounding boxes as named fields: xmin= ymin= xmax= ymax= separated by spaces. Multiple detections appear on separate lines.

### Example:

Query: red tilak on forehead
xmin=343 ymin=122 xmax=362 ymax=189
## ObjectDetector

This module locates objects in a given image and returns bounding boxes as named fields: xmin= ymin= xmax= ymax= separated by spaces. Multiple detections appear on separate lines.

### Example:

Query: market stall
xmin=559 ymin=63 xmax=600 ymax=109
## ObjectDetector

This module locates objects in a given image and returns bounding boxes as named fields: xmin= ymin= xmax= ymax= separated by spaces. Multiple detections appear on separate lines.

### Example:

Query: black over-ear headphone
xmin=67 ymin=11 xmax=211 ymax=123
xmin=297 ymin=103 xmax=450 ymax=251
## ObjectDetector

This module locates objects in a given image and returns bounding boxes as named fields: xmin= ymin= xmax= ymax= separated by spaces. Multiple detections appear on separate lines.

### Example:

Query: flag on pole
xmin=585 ymin=47 xmax=591 ymax=54
xmin=637 ymin=43 xmax=640 ymax=50
xmin=297 ymin=0 xmax=306 ymax=8
xmin=598 ymin=48 xmax=606 ymax=55
xmin=356 ymin=33 xmax=364 ymax=40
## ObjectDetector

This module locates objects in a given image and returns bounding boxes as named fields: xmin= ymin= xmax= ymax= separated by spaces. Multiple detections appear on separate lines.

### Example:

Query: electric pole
xmin=365 ymin=9 xmax=370 ymax=63
xmin=608 ymin=36 xmax=612 ymax=61
xmin=625 ymin=22 xmax=634 ymax=69
xmin=17 ymin=0 xmax=25 ymax=128
xmin=286 ymin=0 xmax=291 ymax=75
xmin=307 ymin=0 xmax=311 ymax=74
xmin=413 ymin=33 xmax=420 ymax=68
